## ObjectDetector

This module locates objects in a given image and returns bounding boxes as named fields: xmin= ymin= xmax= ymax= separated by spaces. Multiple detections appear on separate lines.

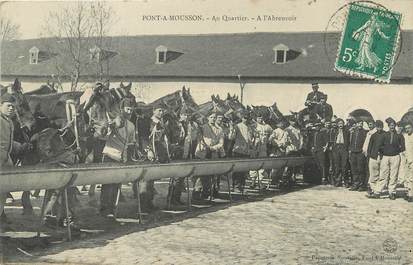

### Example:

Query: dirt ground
xmin=1 ymin=178 xmax=412 ymax=265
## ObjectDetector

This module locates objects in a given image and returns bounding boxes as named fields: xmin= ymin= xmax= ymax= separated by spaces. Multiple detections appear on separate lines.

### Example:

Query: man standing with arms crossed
xmin=376 ymin=118 xmax=405 ymax=200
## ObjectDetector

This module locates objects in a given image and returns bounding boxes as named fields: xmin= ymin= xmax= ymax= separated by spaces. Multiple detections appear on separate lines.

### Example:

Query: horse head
xmin=5 ymin=79 xmax=36 ymax=131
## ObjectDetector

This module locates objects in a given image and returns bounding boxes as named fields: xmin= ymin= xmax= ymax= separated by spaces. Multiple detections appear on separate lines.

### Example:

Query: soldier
xmin=100 ymin=98 xmax=137 ymax=217
xmin=0 ymin=94 xmax=31 ymax=228
xmin=331 ymin=118 xmax=350 ymax=187
xmin=349 ymin=119 xmax=368 ymax=191
xmin=314 ymin=94 xmax=333 ymax=122
xmin=232 ymin=111 xmax=255 ymax=191
xmin=269 ymin=120 xmax=290 ymax=187
xmin=145 ymin=106 xmax=170 ymax=209
xmin=376 ymin=117 xmax=405 ymax=200
xmin=305 ymin=82 xmax=325 ymax=111
xmin=194 ymin=111 xmax=225 ymax=199
xmin=168 ymin=105 xmax=200 ymax=205
xmin=365 ymin=120 xmax=385 ymax=198
xmin=311 ymin=122 xmax=329 ymax=184
xmin=250 ymin=111 xmax=273 ymax=189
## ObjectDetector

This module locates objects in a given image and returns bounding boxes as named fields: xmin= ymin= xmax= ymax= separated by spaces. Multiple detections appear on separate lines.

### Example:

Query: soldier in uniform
xmin=145 ymin=106 xmax=170 ymax=209
xmin=168 ymin=105 xmax=200 ymax=205
xmin=313 ymin=94 xmax=333 ymax=122
xmin=249 ymin=111 xmax=273 ymax=189
xmin=349 ymin=119 xmax=368 ymax=191
xmin=311 ymin=122 xmax=329 ymax=184
xmin=331 ymin=118 xmax=350 ymax=187
xmin=0 ymin=94 xmax=31 ymax=228
xmin=100 ymin=98 xmax=137 ymax=217
xmin=194 ymin=111 xmax=225 ymax=199
xmin=305 ymin=83 xmax=325 ymax=112
xmin=232 ymin=111 xmax=255 ymax=191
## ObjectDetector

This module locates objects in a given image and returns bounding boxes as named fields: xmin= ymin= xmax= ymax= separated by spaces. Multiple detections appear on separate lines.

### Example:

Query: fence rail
xmin=0 ymin=156 xmax=313 ymax=193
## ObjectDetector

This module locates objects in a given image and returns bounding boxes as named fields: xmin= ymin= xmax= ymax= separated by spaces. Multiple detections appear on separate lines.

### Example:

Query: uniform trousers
xmin=377 ymin=155 xmax=401 ymax=195
xmin=349 ymin=152 xmax=366 ymax=188
xmin=332 ymin=144 xmax=348 ymax=185
xmin=313 ymin=150 xmax=326 ymax=182
xmin=368 ymin=158 xmax=381 ymax=194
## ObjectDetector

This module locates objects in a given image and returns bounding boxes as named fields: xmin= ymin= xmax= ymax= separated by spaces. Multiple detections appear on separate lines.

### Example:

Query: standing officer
xmin=349 ymin=119 xmax=368 ymax=191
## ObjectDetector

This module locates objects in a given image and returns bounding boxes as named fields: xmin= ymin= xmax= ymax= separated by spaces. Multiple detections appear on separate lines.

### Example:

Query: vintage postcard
xmin=0 ymin=0 xmax=412 ymax=265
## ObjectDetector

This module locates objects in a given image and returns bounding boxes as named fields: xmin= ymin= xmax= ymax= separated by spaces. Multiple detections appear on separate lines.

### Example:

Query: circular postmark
xmin=383 ymin=237 xmax=398 ymax=253
xmin=323 ymin=0 xmax=404 ymax=81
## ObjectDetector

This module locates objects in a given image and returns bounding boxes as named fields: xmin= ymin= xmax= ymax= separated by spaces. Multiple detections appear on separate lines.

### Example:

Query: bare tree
xmin=0 ymin=16 xmax=20 ymax=42
xmin=90 ymin=2 xmax=116 ymax=81
xmin=43 ymin=2 xmax=116 ymax=91
xmin=43 ymin=2 xmax=97 ymax=91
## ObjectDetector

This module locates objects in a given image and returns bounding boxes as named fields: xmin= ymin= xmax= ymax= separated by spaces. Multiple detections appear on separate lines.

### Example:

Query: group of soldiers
xmin=304 ymin=83 xmax=412 ymax=202
xmin=0 ymin=82 xmax=412 ymax=231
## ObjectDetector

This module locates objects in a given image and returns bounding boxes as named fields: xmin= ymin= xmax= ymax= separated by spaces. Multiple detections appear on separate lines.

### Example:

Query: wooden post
xmin=136 ymin=180 xmax=142 ymax=224
xmin=113 ymin=184 xmax=121 ymax=219
xmin=186 ymin=176 xmax=191 ymax=211
xmin=37 ymin=190 xmax=48 ymax=237
xmin=63 ymin=188 xmax=71 ymax=242
xmin=135 ymin=169 xmax=147 ymax=224
xmin=227 ymin=169 xmax=233 ymax=205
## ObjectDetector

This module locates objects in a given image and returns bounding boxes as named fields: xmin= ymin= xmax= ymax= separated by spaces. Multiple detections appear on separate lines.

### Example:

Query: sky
xmin=1 ymin=0 xmax=412 ymax=39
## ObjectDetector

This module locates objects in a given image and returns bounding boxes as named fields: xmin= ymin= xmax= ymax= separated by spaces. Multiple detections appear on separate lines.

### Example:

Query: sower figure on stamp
xmin=349 ymin=119 xmax=367 ymax=191
xmin=0 ymin=94 xmax=32 ymax=230
xmin=376 ymin=117 xmax=405 ymax=200
xmin=100 ymin=98 xmax=137 ymax=217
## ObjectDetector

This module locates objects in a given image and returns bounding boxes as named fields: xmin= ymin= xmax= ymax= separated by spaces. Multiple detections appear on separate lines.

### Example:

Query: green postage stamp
xmin=335 ymin=2 xmax=402 ymax=82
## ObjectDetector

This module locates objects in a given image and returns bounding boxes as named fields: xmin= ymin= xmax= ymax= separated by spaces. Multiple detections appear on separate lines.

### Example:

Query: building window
xmin=29 ymin=46 xmax=39 ymax=64
xmin=155 ymin=45 xmax=168 ymax=64
xmin=273 ymin=44 xmax=289 ymax=64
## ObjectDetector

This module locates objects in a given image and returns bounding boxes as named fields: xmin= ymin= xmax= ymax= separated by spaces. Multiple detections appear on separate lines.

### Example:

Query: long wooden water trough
xmin=0 ymin=156 xmax=313 ymax=193
xmin=0 ymin=156 xmax=314 ymax=240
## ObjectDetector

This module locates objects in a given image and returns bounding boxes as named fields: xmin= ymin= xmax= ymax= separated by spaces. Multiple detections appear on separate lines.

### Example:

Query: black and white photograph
xmin=0 ymin=0 xmax=412 ymax=264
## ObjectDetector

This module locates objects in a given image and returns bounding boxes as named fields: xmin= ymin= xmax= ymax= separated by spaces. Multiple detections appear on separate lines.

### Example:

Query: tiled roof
xmin=1 ymin=31 xmax=412 ymax=81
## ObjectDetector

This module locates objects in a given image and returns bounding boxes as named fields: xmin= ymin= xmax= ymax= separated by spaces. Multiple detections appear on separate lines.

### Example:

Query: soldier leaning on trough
xmin=232 ymin=110 xmax=255 ymax=192
xmin=99 ymin=98 xmax=137 ymax=217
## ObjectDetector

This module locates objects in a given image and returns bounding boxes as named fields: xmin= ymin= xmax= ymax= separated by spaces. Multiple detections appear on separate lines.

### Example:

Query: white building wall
xmin=2 ymin=80 xmax=412 ymax=122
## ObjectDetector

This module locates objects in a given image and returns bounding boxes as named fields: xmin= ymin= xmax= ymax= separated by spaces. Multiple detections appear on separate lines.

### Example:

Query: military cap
xmin=375 ymin=120 xmax=384 ymax=128
xmin=385 ymin=117 xmax=396 ymax=125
